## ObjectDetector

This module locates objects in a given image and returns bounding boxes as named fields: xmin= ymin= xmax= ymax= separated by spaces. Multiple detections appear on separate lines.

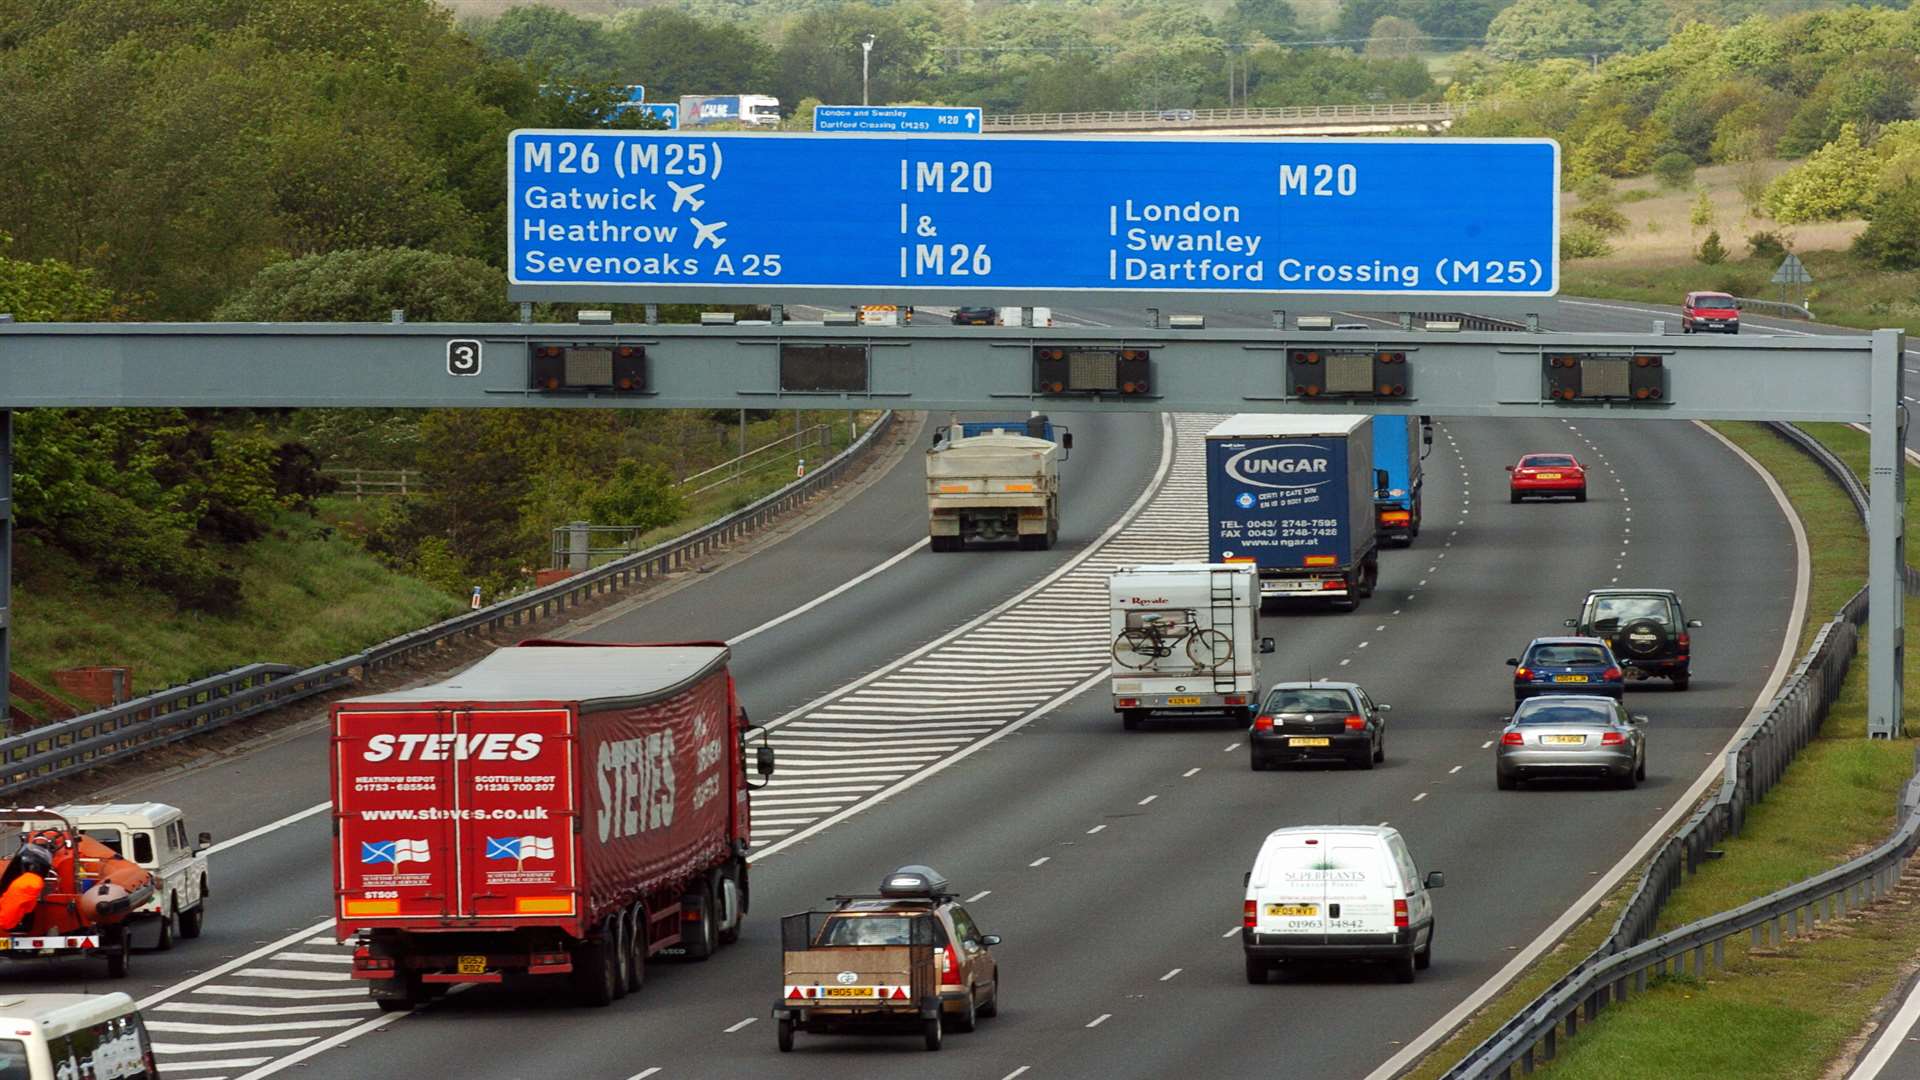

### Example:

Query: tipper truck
xmin=332 ymin=640 xmax=775 ymax=1009
xmin=1372 ymin=415 xmax=1433 ymax=547
xmin=926 ymin=416 xmax=1071 ymax=552
xmin=1206 ymin=414 xmax=1379 ymax=610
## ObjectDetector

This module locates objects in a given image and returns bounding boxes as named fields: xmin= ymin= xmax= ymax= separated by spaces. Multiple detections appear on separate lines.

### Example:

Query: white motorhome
xmin=1110 ymin=563 xmax=1273 ymax=730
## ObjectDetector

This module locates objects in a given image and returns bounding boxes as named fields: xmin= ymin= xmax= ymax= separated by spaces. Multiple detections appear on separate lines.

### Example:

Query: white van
xmin=0 ymin=993 xmax=156 ymax=1078
xmin=1241 ymin=825 xmax=1443 ymax=984
xmin=1110 ymin=563 xmax=1274 ymax=730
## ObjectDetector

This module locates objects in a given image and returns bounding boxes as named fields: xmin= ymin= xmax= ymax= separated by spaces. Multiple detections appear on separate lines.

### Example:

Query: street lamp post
xmin=862 ymin=34 xmax=876 ymax=106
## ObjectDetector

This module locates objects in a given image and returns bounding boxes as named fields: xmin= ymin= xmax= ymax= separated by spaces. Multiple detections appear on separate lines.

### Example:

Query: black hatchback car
xmin=1566 ymin=588 xmax=1701 ymax=690
xmin=1249 ymin=681 xmax=1390 ymax=771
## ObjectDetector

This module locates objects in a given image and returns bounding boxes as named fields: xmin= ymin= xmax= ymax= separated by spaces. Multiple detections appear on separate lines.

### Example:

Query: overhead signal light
xmin=1033 ymin=347 xmax=1151 ymax=396
xmin=528 ymin=342 xmax=647 ymax=393
xmin=1542 ymin=353 xmax=1666 ymax=404
xmin=1287 ymin=349 xmax=1410 ymax=399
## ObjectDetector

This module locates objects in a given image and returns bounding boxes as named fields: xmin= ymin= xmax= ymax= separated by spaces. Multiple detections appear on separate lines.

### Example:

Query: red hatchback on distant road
xmin=1508 ymin=454 xmax=1587 ymax=503
xmin=1681 ymin=292 xmax=1740 ymax=334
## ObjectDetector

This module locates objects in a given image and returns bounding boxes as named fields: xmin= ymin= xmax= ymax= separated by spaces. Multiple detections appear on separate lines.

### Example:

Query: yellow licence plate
xmin=824 ymin=987 xmax=875 ymax=998
xmin=1167 ymin=696 xmax=1202 ymax=706
xmin=1554 ymin=674 xmax=1589 ymax=683
xmin=1289 ymin=737 xmax=1331 ymax=747
xmin=1537 ymin=472 xmax=1563 ymax=479
xmin=1544 ymin=734 xmax=1587 ymax=745
xmin=456 ymin=955 xmax=487 ymax=975
xmin=1266 ymin=903 xmax=1318 ymax=917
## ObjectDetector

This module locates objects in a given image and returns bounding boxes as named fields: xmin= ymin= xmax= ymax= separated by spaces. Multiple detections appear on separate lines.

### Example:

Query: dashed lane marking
xmin=1087 ymin=1014 xmax=1113 ymax=1029
xmin=967 ymin=890 xmax=993 ymax=903
xmin=1182 ymin=767 xmax=1201 ymax=778
xmin=724 ymin=1018 xmax=758 ymax=1034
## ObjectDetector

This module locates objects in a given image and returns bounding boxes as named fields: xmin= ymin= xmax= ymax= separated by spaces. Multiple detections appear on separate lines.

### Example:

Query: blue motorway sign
xmin=814 ymin=105 xmax=982 ymax=134
xmin=507 ymin=130 xmax=1559 ymax=301
xmin=633 ymin=103 xmax=678 ymax=128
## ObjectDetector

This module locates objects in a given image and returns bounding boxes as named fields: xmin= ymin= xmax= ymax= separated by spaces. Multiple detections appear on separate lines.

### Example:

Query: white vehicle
xmin=57 ymin=803 xmax=210 ymax=950
xmin=995 ymin=306 xmax=1053 ymax=327
xmin=1241 ymin=825 xmax=1444 ymax=985
xmin=0 ymin=993 xmax=156 ymax=1079
xmin=1110 ymin=563 xmax=1273 ymax=730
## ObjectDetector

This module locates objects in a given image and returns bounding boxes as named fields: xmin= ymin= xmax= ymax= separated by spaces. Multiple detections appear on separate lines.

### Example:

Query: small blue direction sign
xmin=814 ymin=105 xmax=983 ymax=134
xmin=634 ymin=103 xmax=678 ymax=128
xmin=507 ymin=130 xmax=1559 ymax=302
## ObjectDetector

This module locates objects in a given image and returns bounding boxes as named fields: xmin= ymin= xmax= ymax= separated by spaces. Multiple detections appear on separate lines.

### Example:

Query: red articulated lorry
xmin=331 ymin=641 xmax=775 ymax=1009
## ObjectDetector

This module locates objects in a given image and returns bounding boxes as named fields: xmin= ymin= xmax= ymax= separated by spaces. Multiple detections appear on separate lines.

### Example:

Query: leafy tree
xmin=473 ymin=5 xmax=616 ymax=79
xmin=1227 ymin=0 xmax=1299 ymax=42
xmin=1561 ymin=225 xmax=1613 ymax=259
xmin=604 ymin=8 xmax=772 ymax=100
xmin=1689 ymin=189 xmax=1715 ymax=230
xmin=1405 ymin=0 xmax=1504 ymax=40
xmin=1485 ymin=0 xmax=1601 ymax=62
xmin=1854 ymin=180 xmax=1920 ymax=271
xmin=1746 ymin=231 xmax=1789 ymax=261
xmin=1335 ymin=0 xmax=1398 ymax=43
xmin=1652 ymin=151 xmax=1694 ymax=188
xmin=213 ymin=248 xmax=513 ymax=322
xmin=1365 ymin=16 xmax=1424 ymax=58
xmin=1570 ymin=200 xmax=1628 ymax=234
xmin=1573 ymin=117 xmax=1635 ymax=178
xmin=1589 ymin=0 xmax=1666 ymax=54
xmin=1764 ymin=123 xmax=1877 ymax=222
xmin=584 ymin=461 xmax=687 ymax=531
xmin=0 ymin=233 xmax=118 ymax=322
xmin=771 ymin=4 xmax=935 ymax=107
xmin=1695 ymin=229 xmax=1727 ymax=264
xmin=1021 ymin=60 xmax=1130 ymax=114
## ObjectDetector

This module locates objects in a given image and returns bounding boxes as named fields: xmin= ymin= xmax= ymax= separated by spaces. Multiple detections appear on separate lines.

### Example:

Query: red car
xmin=1508 ymin=453 xmax=1586 ymax=503
xmin=1681 ymin=292 xmax=1740 ymax=334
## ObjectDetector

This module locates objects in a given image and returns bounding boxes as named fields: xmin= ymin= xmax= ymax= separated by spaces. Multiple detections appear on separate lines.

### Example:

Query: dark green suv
xmin=1565 ymin=588 xmax=1701 ymax=690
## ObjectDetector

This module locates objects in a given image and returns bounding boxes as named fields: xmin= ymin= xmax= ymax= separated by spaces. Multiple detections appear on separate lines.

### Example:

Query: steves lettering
xmin=597 ymin=732 xmax=677 ymax=841
xmin=364 ymin=733 xmax=543 ymax=762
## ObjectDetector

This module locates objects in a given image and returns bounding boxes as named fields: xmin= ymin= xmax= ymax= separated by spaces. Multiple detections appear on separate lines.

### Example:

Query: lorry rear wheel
xmin=930 ymin=535 xmax=960 ymax=552
xmin=625 ymin=910 xmax=646 ymax=995
xmin=373 ymin=976 xmax=419 ymax=1013
xmin=1019 ymin=532 xmax=1049 ymax=551
xmin=1121 ymin=710 xmax=1143 ymax=731
xmin=572 ymin=937 xmax=618 ymax=1007
xmin=682 ymin=883 xmax=718 ymax=960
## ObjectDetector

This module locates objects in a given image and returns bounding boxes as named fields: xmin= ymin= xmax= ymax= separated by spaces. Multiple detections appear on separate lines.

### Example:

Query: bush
xmin=1569 ymin=201 xmax=1629 ymax=235
xmin=1690 ymin=190 xmax=1716 ymax=229
xmin=1697 ymin=230 xmax=1729 ymax=265
xmin=1574 ymin=173 xmax=1616 ymax=203
xmin=1854 ymin=181 xmax=1920 ymax=270
xmin=1764 ymin=123 xmax=1877 ymax=223
xmin=1746 ymin=231 xmax=1790 ymax=261
xmin=1562 ymin=226 xmax=1614 ymax=260
xmin=1653 ymin=151 xmax=1696 ymax=188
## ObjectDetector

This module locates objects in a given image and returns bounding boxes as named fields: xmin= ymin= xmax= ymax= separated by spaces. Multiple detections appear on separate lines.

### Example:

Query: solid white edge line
xmin=727 ymin=537 xmax=929 ymax=646
xmin=1847 ymin=973 xmax=1920 ymax=1080
xmin=756 ymin=412 xmax=1177 ymax=734
xmin=1361 ymin=418 xmax=1811 ymax=1080
xmin=140 ymin=919 xmax=336 ymax=1010
xmin=1848 ymin=422 xmax=1920 ymax=469
xmin=205 ymin=802 xmax=331 ymax=857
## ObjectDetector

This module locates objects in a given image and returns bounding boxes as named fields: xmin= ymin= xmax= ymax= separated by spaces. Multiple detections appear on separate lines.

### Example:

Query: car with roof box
xmin=773 ymin=865 xmax=999 ymax=1052
xmin=1496 ymin=694 xmax=1648 ymax=789
xmin=1566 ymin=587 xmax=1700 ymax=690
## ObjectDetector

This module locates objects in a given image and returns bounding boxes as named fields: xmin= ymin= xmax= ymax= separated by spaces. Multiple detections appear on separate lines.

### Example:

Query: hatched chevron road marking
xmin=748 ymin=414 xmax=1215 ymax=847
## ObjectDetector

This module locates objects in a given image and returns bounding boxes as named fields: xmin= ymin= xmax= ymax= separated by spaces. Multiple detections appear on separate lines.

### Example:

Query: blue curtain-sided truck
xmin=1206 ymin=415 xmax=1379 ymax=610
xmin=1373 ymin=416 xmax=1433 ymax=547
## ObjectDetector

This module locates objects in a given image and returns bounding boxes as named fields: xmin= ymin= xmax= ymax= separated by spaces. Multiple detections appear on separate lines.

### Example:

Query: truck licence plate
xmin=824 ymin=987 xmax=875 ymax=998
xmin=1289 ymin=737 xmax=1331 ymax=747
xmin=1167 ymin=696 xmax=1202 ymax=706
xmin=456 ymin=955 xmax=487 ymax=975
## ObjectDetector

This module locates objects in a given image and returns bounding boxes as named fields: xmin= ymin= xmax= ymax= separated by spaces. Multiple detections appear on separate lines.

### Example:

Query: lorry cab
xmin=53 ymin=803 xmax=210 ymax=950
xmin=1242 ymin=826 xmax=1443 ymax=985
xmin=0 ymin=993 xmax=158 ymax=1079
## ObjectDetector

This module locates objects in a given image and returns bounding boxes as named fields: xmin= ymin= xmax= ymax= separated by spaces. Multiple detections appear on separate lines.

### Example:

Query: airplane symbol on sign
xmin=667 ymin=181 xmax=705 ymax=213
xmin=690 ymin=218 xmax=728 ymax=249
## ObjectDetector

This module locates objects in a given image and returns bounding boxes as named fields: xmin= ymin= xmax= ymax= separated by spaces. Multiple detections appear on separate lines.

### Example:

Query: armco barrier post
xmin=1869 ymin=328 xmax=1908 ymax=737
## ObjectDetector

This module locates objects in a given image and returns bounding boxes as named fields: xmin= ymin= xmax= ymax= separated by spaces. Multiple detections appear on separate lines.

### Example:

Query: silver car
xmin=1495 ymin=695 xmax=1647 ymax=790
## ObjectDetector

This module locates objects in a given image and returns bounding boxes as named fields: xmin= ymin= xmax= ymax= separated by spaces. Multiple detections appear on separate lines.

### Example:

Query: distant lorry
xmin=926 ymin=416 xmax=1070 ymax=552
xmin=1110 ymin=563 xmax=1275 ymax=730
xmin=332 ymin=641 xmax=775 ymax=1009
xmin=678 ymin=94 xmax=781 ymax=127
xmin=1372 ymin=416 xmax=1433 ymax=547
xmin=1206 ymin=415 xmax=1379 ymax=609
xmin=996 ymin=307 xmax=1053 ymax=328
